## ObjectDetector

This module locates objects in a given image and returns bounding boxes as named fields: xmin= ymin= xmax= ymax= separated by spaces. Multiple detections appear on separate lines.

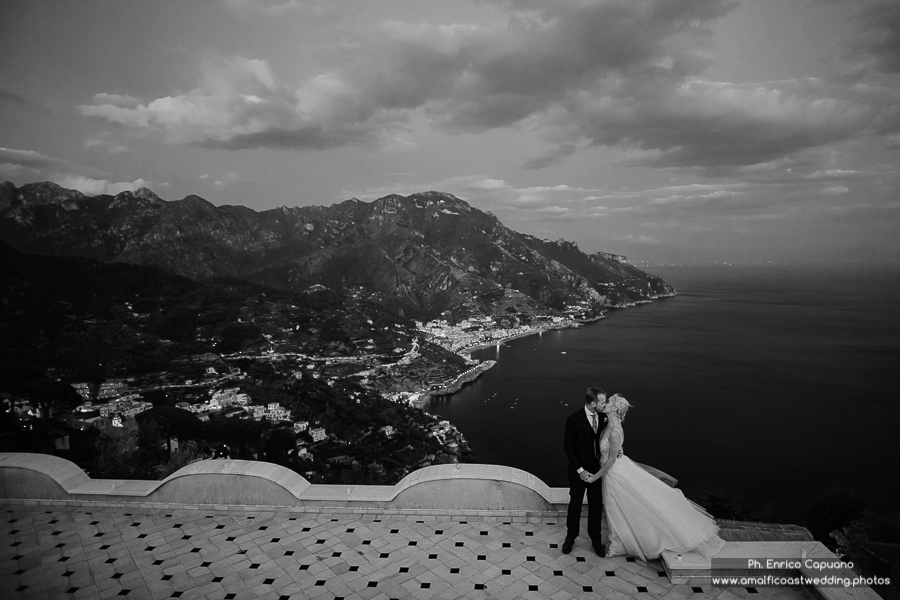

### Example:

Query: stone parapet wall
xmin=0 ymin=452 xmax=572 ymax=511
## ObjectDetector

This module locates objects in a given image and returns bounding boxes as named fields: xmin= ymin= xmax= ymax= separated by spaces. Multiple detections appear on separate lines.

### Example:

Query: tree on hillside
xmin=136 ymin=406 xmax=201 ymax=457
xmin=15 ymin=378 xmax=81 ymax=418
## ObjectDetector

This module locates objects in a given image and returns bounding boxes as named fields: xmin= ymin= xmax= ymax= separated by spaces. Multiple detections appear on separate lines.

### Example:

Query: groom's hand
xmin=579 ymin=470 xmax=593 ymax=482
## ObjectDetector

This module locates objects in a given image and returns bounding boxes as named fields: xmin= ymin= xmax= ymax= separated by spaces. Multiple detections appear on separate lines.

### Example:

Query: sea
xmin=424 ymin=264 xmax=900 ymax=523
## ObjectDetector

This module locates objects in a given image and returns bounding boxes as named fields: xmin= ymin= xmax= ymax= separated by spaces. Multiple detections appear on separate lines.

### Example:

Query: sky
xmin=1 ymin=0 xmax=899 ymax=264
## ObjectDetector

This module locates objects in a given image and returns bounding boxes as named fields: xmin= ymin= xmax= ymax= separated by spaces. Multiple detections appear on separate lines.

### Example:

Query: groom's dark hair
xmin=585 ymin=387 xmax=605 ymax=404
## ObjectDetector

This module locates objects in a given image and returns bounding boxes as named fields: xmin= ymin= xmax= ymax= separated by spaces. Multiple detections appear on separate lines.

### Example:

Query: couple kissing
xmin=563 ymin=387 xmax=725 ymax=560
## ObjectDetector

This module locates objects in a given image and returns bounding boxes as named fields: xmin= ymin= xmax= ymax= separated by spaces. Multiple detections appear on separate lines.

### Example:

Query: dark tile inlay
xmin=349 ymin=565 xmax=359 ymax=572
xmin=367 ymin=581 xmax=377 ymax=588
xmin=213 ymin=576 xmax=223 ymax=583
xmin=420 ymin=583 xmax=431 ymax=589
xmin=249 ymin=563 xmax=261 ymax=569
xmin=284 ymin=550 xmax=294 ymax=556
xmin=450 ymin=568 xmax=460 ymax=574
xmin=606 ymin=570 xmax=616 ymax=576
xmin=455 ymin=542 xmax=464 ymax=547
xmin=299 ymin=565 xmax=310 ymax=571
xmin=399 ymin=567 xmax=409 ymax=573
xmin=161 ymin=575 xmax=172 ymax=581
xmin=112 ymin=573 xmax=122 ymax=579
xmin=529 ymin=585 xmax=539 ymax=591
xmin=584 ymin=586 xmax=594 ymax=593
xmin=379 ymin=553 xmax=389 ymax=558
xmin=553 ymin=570 xmax=563 ymax=576
xmin=264 ymin=578 xmax=275 ymax=585
xmin=526 ymin=556 xmax=536 ymax=562
xmin=576 ymin=556 xmax=586 ymax=562
xmin=475 ymin=584 xmax=486 ymax=590
xmin=627 ymin=557 xmax=637 ymax=563
xmin=693 ymin=587 xmax=704 ymax=593
xmin=526 ymin=531 xmax=534 ymax=536
xmin=637 ymin=586 xmax=649 ymax=593
xmin=502 ymin=542 xmax=511 ymax=548
xmin=408 ymin=541 xmax=417 ymax=546
xmin=747 ymin=588 xmax=759 ymax=594
xmin=477 ymin=555 xmax=487 ymax=560
xmin=362 ymin=540 xmax=371 ymax=545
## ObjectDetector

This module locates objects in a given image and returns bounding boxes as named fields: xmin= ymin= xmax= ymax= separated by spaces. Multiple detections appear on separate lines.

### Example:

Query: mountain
xmin=0 ymin=182 xmax=675 ymax=319
xmin=0 ymin=240 xmax=464 ymax=381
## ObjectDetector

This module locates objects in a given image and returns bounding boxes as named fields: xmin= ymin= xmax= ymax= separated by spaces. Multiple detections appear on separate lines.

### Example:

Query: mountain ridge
xmin=0 ymin=181 xmax=675 ymax=320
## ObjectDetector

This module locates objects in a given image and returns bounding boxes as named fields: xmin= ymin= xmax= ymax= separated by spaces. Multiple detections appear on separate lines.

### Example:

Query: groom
xmin=562 ymin=387 xmax=607 ymax=555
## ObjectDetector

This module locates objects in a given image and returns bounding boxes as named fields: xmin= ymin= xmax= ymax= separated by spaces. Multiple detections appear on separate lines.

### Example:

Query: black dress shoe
xmin=594 ymin=543 xmax=606 ymax=556
xmin=562 ymin=539 xmax=574 ymax=554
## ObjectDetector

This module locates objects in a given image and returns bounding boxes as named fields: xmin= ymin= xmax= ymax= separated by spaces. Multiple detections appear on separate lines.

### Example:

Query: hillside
xmin=0 ymin=182 xmax=675 ymax=320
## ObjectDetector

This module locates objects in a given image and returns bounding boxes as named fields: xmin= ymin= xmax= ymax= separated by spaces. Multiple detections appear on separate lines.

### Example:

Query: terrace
xmin=0 ymin=453 xmax=880 ymax=600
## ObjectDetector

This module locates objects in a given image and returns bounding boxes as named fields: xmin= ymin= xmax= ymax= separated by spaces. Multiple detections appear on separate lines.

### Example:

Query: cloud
xmin=84 ymin=134 xmax=130 ymax=155
xmin=522 ymin=144 xmax=579 ymax=170
xmin=52 ymin=175 xmax=151 ymax=196
xmin=0 ymin=86 xmax=52 ymax=114
xmin=612 ymin=234 xmax=662 ymax=245
xmin=211 ymin=171 xmax=255 ymax=188
xmin=850 ymin=1 xmax=900 ymax=74
xmin=77 ymin=0 xmax=899 ymax=173
xmin=79 ymin=56 xmax=409 ymax=150
xmin=0 ymin=147 xmax=81 ymax=173
xmin=225 ymin=0 xmax=339 ymax=19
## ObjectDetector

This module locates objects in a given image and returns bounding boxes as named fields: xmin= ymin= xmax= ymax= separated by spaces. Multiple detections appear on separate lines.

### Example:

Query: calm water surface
xmin=424 ymin=265 xmax=900 ymax=522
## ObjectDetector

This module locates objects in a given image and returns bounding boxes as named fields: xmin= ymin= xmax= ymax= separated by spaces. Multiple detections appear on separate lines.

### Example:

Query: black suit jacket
xmin=564 ymin=407 xmax=607 ymax=483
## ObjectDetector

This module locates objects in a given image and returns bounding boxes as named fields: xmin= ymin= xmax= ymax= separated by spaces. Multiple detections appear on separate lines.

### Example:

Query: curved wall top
xmin=0 ymin=453 xmax=568 ymax=509
xmin=392 ymin=463 xmax=553 ymax=501
xmin=0 ymin=452 xmax=90 ymax=492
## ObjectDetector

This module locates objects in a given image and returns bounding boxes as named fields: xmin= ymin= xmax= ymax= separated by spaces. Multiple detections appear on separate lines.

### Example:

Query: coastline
xmin=455 ymin=317 xmax=605 ymax=355
xmin=413 ymin=360 xmax=497 ymax=408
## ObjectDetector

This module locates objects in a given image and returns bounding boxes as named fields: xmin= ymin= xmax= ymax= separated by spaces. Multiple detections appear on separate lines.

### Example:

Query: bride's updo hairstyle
xmin=609 ymin=394 xmax=631 ymax=421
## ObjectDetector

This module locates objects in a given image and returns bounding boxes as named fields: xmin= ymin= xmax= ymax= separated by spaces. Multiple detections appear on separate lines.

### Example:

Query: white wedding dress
xmin=600 ymin=430 xmax=725 ymax=561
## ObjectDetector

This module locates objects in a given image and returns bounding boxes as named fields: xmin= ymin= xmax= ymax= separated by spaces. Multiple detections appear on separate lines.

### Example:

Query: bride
xmin=590 ymin=394 xmax=725 ymax=561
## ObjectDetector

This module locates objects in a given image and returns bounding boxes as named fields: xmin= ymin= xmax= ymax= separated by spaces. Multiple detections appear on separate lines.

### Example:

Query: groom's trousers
xmin=566 ymin=478 xmax=603 ymax=547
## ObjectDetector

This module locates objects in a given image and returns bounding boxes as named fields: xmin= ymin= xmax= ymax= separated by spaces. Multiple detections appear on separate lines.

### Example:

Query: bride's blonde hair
xmin=608 ymin=394 xmax=631 ymax=421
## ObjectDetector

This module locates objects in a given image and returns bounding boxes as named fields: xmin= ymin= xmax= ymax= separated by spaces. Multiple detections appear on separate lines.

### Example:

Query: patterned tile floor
xmin=0 ymin=505 xmax=811 ymax=600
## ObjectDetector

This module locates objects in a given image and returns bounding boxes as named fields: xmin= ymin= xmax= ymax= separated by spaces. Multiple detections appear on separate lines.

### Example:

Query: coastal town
xmin=4 ymin=291 xmax=597 ymax=484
